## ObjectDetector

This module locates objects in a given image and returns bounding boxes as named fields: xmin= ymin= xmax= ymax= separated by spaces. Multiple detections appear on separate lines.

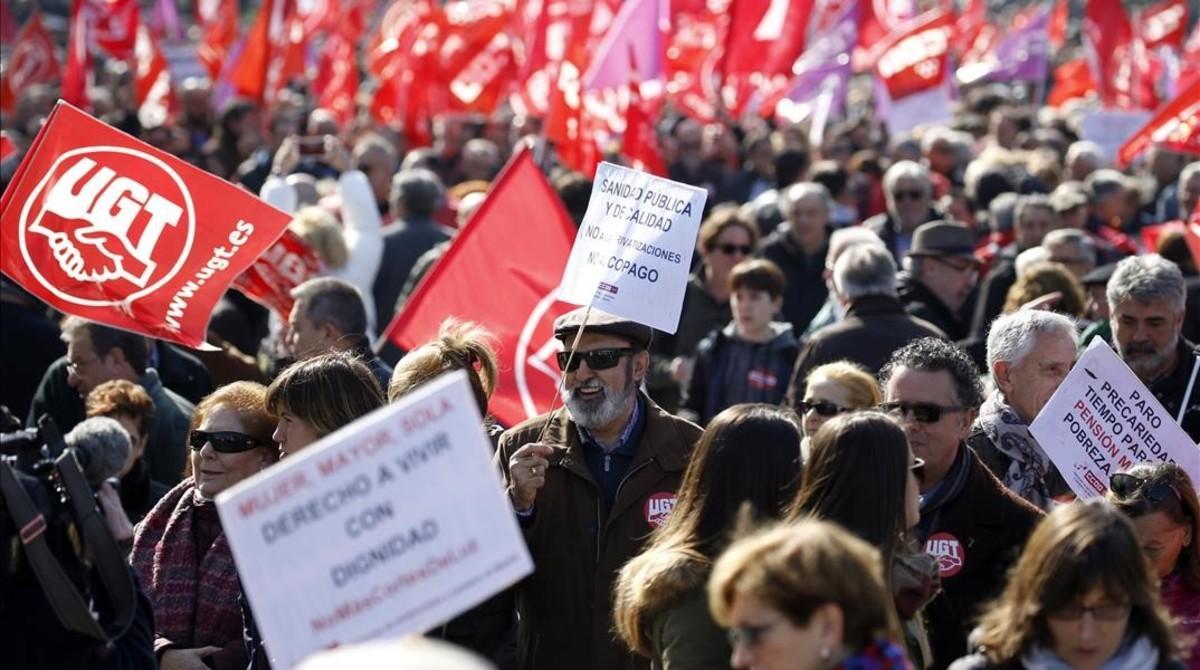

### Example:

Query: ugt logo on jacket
xmin=0 ymin=102 xmax=291 ymax=348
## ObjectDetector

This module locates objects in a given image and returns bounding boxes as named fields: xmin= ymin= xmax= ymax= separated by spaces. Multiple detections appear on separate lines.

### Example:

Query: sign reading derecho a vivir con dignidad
xmin=1030 ymin=338 xmax=1200 ymax=499
xmin=215 ymin=372 xmax=533 ymax=669
xmin=558 ymin=162 xmax=707 ymax=334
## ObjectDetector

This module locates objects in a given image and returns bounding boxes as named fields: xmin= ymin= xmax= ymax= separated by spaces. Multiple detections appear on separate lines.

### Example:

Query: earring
xmin=820 ymin=646 xmax=831 ymax=661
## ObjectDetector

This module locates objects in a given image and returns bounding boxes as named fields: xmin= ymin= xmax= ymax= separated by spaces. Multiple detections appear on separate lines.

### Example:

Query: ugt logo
xmin=19 ymin=147 xmax=195 ymax=306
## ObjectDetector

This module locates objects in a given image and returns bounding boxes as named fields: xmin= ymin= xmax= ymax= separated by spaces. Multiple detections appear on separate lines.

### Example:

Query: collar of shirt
xmin=577 ymin=394 xmax=643 ymax=456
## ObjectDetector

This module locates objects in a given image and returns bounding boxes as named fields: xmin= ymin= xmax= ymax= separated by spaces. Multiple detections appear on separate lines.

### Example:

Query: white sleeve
xmin=260 ymin=175 xmax=297 ymax=214
xmin=334 ymin=170 xmax=385 ymax=333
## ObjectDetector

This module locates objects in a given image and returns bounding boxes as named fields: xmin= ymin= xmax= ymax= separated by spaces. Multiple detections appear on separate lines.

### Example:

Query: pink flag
xmin=582 ymin=0 xmax=664 ymax=91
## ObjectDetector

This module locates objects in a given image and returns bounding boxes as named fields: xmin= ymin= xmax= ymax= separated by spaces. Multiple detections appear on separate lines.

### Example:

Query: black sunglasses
xmin=715 ymin=243 xmax=754 ymax=256
xmin=189 ymin=429 xmax=267 ymax=454
xmin=1110 ymin=473 xmax=1180 ymax=506
xmin=879 ymin=401 xmax=965 ymax=424
xmin=556 ymin=347 xmax=639 ymax=373
xmin=797 ymin=399 xmax=847 ymax=417
xmin=911 ymin=457 xmax=926 ymax=484
xmin=892 ymin=189 xmax=926 ymax=201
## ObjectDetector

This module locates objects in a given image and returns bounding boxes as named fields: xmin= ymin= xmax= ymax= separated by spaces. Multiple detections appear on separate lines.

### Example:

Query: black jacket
xmin=968 ymin=250 xmax=1017 ymax=341
xmin=863 ymin=207 xmax=943 ymax=262
xmin=919 ymin=446 xmax=1043 ymax=670
xmin=683 ymin=322 xmax=800 ymax=425
xmin=372 ymin=216 xmax=452 ymax=330
xmin=898 ymin=271 xmax=971 ymax=341
xmin=785 ymin=294 xmax=947 ymax=406
xmin=757 ymin=225 xmax=829 ymax=335
xmin=0 ymin=296 xmax=65 ymax=420
xmin=647 ymin=272 xmax=731 ymax=413
xmin=1148 ymin=339 xmax=1200 ymax=442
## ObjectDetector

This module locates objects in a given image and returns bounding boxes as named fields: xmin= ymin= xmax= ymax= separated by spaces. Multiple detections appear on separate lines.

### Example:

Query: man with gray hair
xmin=1179 ymin=161 xmax=1200 ymax=220
xmin=966 ymin=310 xmax=1078 ymax=509
xmin=288 ymin=276 xmax=393 ymax=390
xmin=757 ymin=182 xmax=833 ymax=334
xmin=864 ymin=160 xmax=941 ymax=261
xmin=372 ymin=167 xmax=452 ymax=328
xmin=1107 ymin=255 xmax=1200 ymax=439
xmin=785 ymin=244 xmax=946 ymax=404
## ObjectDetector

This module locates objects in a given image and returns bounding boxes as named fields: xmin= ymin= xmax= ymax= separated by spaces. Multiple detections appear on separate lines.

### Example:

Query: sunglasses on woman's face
xmin=555 ymin=347 xmax=639 ymax=373
xmin=797 ymin=399 xmax=848 ymax=417
xmin=715 ymin=243 xmax=754 ymax=256
xmin=189 ymin=430 xmax=266 ymax=454
xmin=1109 ymin=473 xmax=1179 ymax=506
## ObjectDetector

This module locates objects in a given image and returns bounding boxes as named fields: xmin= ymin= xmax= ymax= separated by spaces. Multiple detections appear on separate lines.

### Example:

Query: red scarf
xmin=130 ymin=479 xmax=243 ymax=649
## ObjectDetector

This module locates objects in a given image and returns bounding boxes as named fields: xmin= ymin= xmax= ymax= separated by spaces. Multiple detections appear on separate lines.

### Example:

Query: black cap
xmin=553 ymin=307 xmax=654 ymax=350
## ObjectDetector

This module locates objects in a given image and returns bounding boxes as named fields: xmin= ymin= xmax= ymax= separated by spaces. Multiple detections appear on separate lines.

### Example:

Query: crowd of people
xmin=2 ymin=21 xmax=1200 ymax=670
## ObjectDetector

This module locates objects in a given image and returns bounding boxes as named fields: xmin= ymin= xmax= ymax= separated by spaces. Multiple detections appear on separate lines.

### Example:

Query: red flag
xmin=134 ymin=23 xmax=175 ymax=128
xmin=231 ymin=0 xmax=301 ymax=103
xmin=1048 ymin=57 xmax=1097 ymax=107
xmin=857 ymin=0 xmax=918 ymax=67
xmin=1048 ymin=0 xmax=1068 ymax=49
xmin=0 ymin=132 xmax=14 ymax=162
xmin=622 ymin=71 xmax=666 ymax=176
xmin=1084 ymin=0 xmax=1137 ymax=107
xmin=1186 ymin=210 xmax=1200 ymax=269
xmin=663 ymin=4 xmax=725 ymax=123
xmin=381 ymin=147 xmax=578 ymax=427
xmin=62 ymin=0 xmax=92 ymax=108
xmin=0 ymin=102 xmax=293 ymax=349
xmin=197 ymin=0 xmax=238 ymax=81
xmin=1117 ymin=77 xmax=1200 ymax=166
xmin=447 ymin=31 xmax=518 ymax=114
xmin=1181 ymin=22 xmax=1200 ymax=89
xmin=84 ymin=0 xmax=141 ymax=60
xmin=1138 ymin=0 xmax=1188 ymax=51
xmin=314 ymin=30 xmax=359 ymax=127
xmin=875 ymin=8 xmax=954 ymax=100
xmin=1 ymin=11 xmax=61 ymax=113
xmin=231 ymin=229 xmax=323 ymax=318
xmin=546 ymin=62 xmax=600 ymax=176
xmin=721 ymin=0 xmax=814 ymax=115
xmin=953 ymin=0 xmax=986 ymax=58
xmin=0 ymin=0 xmax=15 ymax=43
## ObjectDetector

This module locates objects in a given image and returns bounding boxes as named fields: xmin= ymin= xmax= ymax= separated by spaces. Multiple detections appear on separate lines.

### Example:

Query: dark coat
xmin=683 ymin=322 xmax=800 ymax=425
xmin=756 ymin=225 xmax=829 ymax=335
xmin=0 ymin=297 xmax=65 ymax=420
xmin=647 ymin=272 xmax=731 ymax=413
xmin=785 ymin=294 xmax=947 ymax=406
xmin=152 ymin=342 xmax=214 ymax=406
xmin=863 ymin=207 xmax=943 ymax=262
xmin=968 ymin=250 xmax=1016 ymax=341
xmin=497 ymin=396 xmax=701 ymax=670
xmin=964 ymin=428 xmax=1071 ymax=504
xmin=898 ymin=271 xmax=971 ymax=342
xmin=1147 ymin=339 xmax=1200 ymax=442
xmin=920 ymin=447 xmax=1043 ymax=670
xmin=372 ymin=216 xmax=452 ymax=330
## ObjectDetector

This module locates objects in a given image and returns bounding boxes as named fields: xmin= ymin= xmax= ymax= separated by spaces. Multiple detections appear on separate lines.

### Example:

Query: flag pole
xmin=534 ymin=303 xmax=593 ymax=444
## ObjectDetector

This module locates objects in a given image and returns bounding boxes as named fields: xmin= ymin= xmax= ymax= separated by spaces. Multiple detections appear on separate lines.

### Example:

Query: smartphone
xmin=298 ymin=136 xmax=327 ymax=156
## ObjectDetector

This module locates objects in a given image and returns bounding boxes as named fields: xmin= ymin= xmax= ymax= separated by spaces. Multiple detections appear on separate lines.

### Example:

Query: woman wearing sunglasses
xmin=951 ymin=500 xmax=1184 ymax=670
xmin=709 ymin=519 xmax=910 ymax=670
xmin=614 ymin=404 xmax=803 ymax=669
xmin=788 ymin=412 xmax=937 ymax=668
xmin=131 ymin=381 xmax=278 ymax=670
xmin=796 ymin=361 xmax=881 ymax=458
xmin=266 ymin=351 xmax=385 ymax=458
xmin=1109 ymin=465 xmax=1200 ymax=666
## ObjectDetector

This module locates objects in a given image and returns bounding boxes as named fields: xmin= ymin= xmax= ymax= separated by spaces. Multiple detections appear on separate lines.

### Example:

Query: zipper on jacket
xmin=595 ymin=458 xmax=656 ymax=562
xmin=603 ymin=454 xmax=611 ymax=473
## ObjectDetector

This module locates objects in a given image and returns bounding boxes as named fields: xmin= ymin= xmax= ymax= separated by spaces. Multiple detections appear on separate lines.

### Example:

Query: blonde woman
xmin=796 ymin=361 xmax=881 ymax=458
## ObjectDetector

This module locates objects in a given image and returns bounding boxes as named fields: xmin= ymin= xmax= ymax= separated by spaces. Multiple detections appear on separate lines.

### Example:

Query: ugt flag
xmin=382 ymin=146 xmax=577 ymax=427
xmin=0 ymin=101 xmax=292 ymax=349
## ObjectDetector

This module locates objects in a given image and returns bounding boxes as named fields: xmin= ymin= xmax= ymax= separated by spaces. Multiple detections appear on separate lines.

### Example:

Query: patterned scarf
xmin=978 ymin=391 xmax=1052 ymax=510
xmin=837 ymin=639 xmax=913 ymax=670
xmin=130 ymin=479 xmax=244 ymax=648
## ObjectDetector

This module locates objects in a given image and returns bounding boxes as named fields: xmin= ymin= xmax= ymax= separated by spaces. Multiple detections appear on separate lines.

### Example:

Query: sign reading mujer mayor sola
xmin=215 ymin=371 xmax=533 ymax=669
xmin=558 ymin=162 xmax=708 ymax=333
xmin=1030 ymin=339 xmax=1200 ymax=500
xmin=0 ymin=101 xmax=291 ymax=349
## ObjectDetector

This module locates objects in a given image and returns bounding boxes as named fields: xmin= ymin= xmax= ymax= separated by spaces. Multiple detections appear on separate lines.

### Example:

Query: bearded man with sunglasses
xmin=497 ymin=307 xmax=701 ymax=670
xmin=880 ymin=337 xmax=1042 ymax=670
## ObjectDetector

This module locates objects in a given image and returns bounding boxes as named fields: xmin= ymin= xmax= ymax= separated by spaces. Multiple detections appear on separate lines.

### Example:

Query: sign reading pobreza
xmin=215 ymin=371 xmax=533 ymax=669
xmin=558 ymin=162 xmax=707 ymax=333
xmin=1029 ymin=339 xmax=1200 ymax=499
xmin=0 ymin=101 xmax=291 ymax=349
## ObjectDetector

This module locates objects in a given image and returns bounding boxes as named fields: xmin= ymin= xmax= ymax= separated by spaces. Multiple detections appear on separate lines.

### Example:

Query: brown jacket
xmin=498 ymin=395 xmax=701 ymax=670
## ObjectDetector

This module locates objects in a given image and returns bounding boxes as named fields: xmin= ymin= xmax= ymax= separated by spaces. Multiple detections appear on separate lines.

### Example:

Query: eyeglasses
xmin=727 ymin=619 xmax=786 ymax=649
xmin=911 ymin=457 xmax=926 ymax=483
xmin=892 ymin=189 xmax=927 ymax=202
xmin=66 ymin=355 xmax=100 ymax=374
xmin=797 ymin=399 xmax=848 ymax=417
xmin=933 ymin=256 xmax=978 ymax=275
xmin=189 ymin=429 xmax=267 ymax=454
xmin=1047 ymin=602 xmax=1132 ymax=622
xmin=879 ymin=401 xmax=965 ymax=423
xmin=555 ymin=347 xmax=639 ymax=373
xmin=1109 ymin=473 xmax=1180 ymax=507
xmin=715 ymin=243 xmax=754 ymax=256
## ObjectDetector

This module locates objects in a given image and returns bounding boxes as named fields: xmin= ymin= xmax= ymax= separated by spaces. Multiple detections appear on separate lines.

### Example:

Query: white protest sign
xmin=558 ymin=162 xmax=707 ymax=333
xmin=215 ymin=371 xmax=533 ymax=669
xmin=1030 ymin=338 xmax=1200 ymax=499
xmin=1079 ymin=108 xmax=1153 ymax=163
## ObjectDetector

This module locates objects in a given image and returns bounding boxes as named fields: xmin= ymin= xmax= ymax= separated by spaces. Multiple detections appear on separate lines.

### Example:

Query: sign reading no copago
xmin=558 ymin=162 xmax=707 ymax=333
xmin=1030 ymin=339 xmax=1200 ymax=499
xmin=215 ymin=372 xmax=533 ymax=669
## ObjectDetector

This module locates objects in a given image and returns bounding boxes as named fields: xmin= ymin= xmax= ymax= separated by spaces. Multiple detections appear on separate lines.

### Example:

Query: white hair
xmin=783 ymin=182 xmax=834 ymax=214
xmin=1106 ymin=254 xmax=1186 ymax=314
xmin=826 ymin=227 xmax=886 ymax=270
xmin=1014 ymin=246 xmax=1051 ymax=277
xmin=1066 ymin=141 xmax=1105 ymax=169
xmin=833 ymin=245 xmax=897 ymax=300
xmin=883 ymin=160 xmax=931 ymax=196
xmin=986 ymin=310 xmax=1079 ymax=383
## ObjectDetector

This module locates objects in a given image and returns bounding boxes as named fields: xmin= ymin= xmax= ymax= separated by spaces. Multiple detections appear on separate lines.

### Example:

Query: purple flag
xmin=772 ymin=0 xmax=857 ymax=131
xmin=957 ymin=5 xmax=1050 ymax=84
xmin=582 ymin=0 xmax=665 ymax=91
xmin=148 ymin=0 xmax=185 ymax=42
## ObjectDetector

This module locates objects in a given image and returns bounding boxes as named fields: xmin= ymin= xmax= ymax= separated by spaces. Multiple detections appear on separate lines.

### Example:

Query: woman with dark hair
xmin=788 ymin=411 xmax=936 ymax=667
xmin=708 ymin=519 xmax=909 ymax=670
xmin=614 ymin=404 xmax=804 ymax=668
xmin=951 ymin=499 xmax=1184 ymax=670
xmin=131 ymin=382 xmax=277 ymax=670
xmin=266 ymin=352 xmax=385 ymax=457
xmin=1109 ymin=464 xmax=1200 ymax=665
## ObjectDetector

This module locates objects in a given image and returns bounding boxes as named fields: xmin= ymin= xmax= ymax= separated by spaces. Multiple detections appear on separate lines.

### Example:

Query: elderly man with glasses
xmin=880 ymin=337 xmax=1043 ymax=669
xmin=864 ymin=160 xmax=943 ymax=262
xmin=498 ymin=307 xmax=701 ymax=670
xmin=897 ymin=221 xmax=980 ymax=341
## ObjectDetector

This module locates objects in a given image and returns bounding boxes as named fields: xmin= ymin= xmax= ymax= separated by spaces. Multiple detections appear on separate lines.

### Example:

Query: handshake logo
xmin=20 ymin=147 xmax=194 ymax=305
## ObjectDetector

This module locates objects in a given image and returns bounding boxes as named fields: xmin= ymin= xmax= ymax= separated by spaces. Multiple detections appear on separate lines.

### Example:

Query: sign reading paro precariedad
xmin=1030 ymin=339 xmax=1200 ymax=499
xmin=216 ymin=372 xmax=533 ymax=669
xmin=558 ymin=162 xmax=707 ymax=333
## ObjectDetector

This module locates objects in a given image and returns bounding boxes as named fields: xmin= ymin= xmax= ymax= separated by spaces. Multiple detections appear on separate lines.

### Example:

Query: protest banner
xmin=557 ymin=162 xmax=707 ymax=334
xmin=216 ymin=371 xmax=534 ymax=669
xmin=1080 ymin=108 xmax=1154 ymax=163
xmin=231 ymin=228 xmax=324 ymax=319
xmin=0 ymin=101 xmax=291 ymax=349
xmin=1029 ymin=338 xmax=1200 ymax=500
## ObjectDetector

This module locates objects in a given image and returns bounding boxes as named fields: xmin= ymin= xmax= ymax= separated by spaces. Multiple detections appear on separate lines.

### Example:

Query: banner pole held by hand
xmin=535 ymin=303 xmax=593 ymax=444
